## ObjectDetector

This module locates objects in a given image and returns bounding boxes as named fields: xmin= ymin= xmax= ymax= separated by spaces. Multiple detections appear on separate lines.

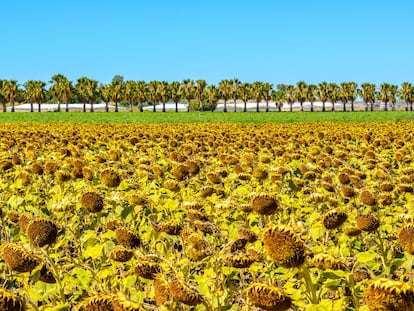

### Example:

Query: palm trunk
xmin=300 ymin=101 xmax=304 ymax=112
xmin=223 ymin=100 xmax=227 ymax=112
xmin=256 ymin=100 xmax=259 ymax=112
xmin=234 ymin=98 xmax=237 ymax=112
xmin=243 ymin=101 xmax=247 ymax=112
xmin=90 ymin=101 xmax=94 ymax=112
xmin=11 ymin=100 xmax=15 ymax=112
xmin=310 ymin=102 xmax=314 ymax=112
xmin=343 ymin=101 xmax=346 ymax=112
xmin=2 ymin=103 xmax=5 ymax=112
xmin=331 ymin=102 xmax=335 ymax=112
xmin=364 ymin=102 xmax=368 ymax=111
xmin=153 ymin=102 xmax=156 ymax=112
xmin=115 ymin=101 xmax=119 ymax=112
xmin=199 ymin=99 xmax=203 ymax=112
xmin=139 ymin=101 xmax=143 ymax=112
xmin=322 ymin=101 xmax=326 ymax=112
xmin=65 ymin=101 xmax=69 ymax=112
xmin=278 ymin=103 xmax=282 ymax=112
xmin=83 ymin=102 xmax=86 ymax=112
xmin=175 ymin=101 xmax=178 ymax=112
xmin=384 ymin=101 xmax=388 ymax=112
xmin=30 ymin=103 xmax=34 ymax=112
xmin=162 ymin=102 xmax=166 ymax=112
xmin=57 ymin=102 xmax=61 ymax=112
xmin=38 ymin=102 xmax=41 ymax=112
xmin=129 ymin=101 xmax=133 ymax=112
xmin=351 ymin=101 xmax=354 ymax=112
xmin=266 ymin=100 xmax=269 ymax=112
xmin=289 ymin=103 xmax=293 ymax=112
xmin=105 ymin=102 xmax=109 ymax=112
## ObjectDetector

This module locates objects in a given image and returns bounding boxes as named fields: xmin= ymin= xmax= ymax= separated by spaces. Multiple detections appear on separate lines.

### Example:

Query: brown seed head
xmin=18 ymin=214 xmax=33 ymax=234
xmin=223 ymin=252 xmax=255 ymax=268
xmin=82 ymin=294 xmax=114 ymax=311
xmin=322 ymin=210 xmax=347 ymax=230
xmin=246 ymin=283 xmax=292 ymax=311
xmin=100 ymin=169 xmax=121 ymax=187
xmin=313 ymin=254 xmax=348 ymax=271
xmin=27 ymin=218 xmax=58 ymax=247
xmin=356 ymin=214 xmax=380 ymax=232
xmin=81 ymin=192 xmax=104 ymax=213
xmin=0 ymin=288 xmax=26 ymax=311
xmin=7 ymin=210 xmax=20 ymax=224
xmin=134 ymin=260 xmax=162 ymax=279
xmin=398 ymin=223 xmax=414 ymax=255
xmin=360 ymin=189 xmax=377 ymax=206
xmin=2 ymin=243 xmax=38 ymax=273
xmin=109 ymin=246 xmax=134 ymax=262
xmin=263 ymin=225 xmax=305 ymax=268
xmin=115 ymin=227 xmax=140 ymax=249
xmin=251 ymin=193 xmax=279 ymax=215
xmin=154 ymin=275 xmax=171 ymax=306
xmin=363 ymin=278 xmax=414 ymax=311
xmin=169 ymin=279 xmax=203 ymax=306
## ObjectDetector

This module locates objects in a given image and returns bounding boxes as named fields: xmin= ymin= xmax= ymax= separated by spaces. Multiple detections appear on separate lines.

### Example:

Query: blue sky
xmin=1 ymin=0 xmax=413 ymax=86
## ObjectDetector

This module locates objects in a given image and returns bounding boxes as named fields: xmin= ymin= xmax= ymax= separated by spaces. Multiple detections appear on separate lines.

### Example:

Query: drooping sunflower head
xmin=356 ymin=214 xmax=380 ymax=232
xmin=223 ymin=252 xmax=255 ymax=268
xmin=0 ymin=288 xmax=26 ymax=311
xmin=312 ymin=254 xmax=348 ymax=271
xmin=134 ymin=259 xmax=162 ymax=280
xmin=398 ymin=223 xmax=414 ymax=255
xmin=2 ymin=243 xmax=38 ymax=273
xmin=26 ymin=218 xmax=58 ymax=247
xmin=168 ymin=279 xmax=203 ymax=307
xmin=18 ymin=214 xmax=33 ymax=234
xmin=80 ymin=294 xmax=114 ymax=311
xmin=246 ymin=282 xmax=292 ymax=311
xmin=154 ymin=274 xmax=171 ymax=306
xmin=322 ymin=209 xmax=347 ymax=230
xmin=360 ymin=189 xmax=377 ymax=206
xmin=263 ymin=224 xmax=306 ymax=268
xmin=100 ymin=168 xmax=121 ymax=187
xmin=250 ymin=193 xmax=279 ymax=215
xmin=109 ymin=246 xmax=134 ymax=262
xmin=115 ymin=227 xmax=140 ymax=249
xmin=363 ymin=278 xmax=414 ymax=311
xmin=81 ymin=192 xmax=104 ymax=213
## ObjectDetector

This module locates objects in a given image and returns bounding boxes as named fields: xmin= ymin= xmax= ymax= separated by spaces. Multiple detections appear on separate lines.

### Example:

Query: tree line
xmin=0 ymin=74 xmax=413 ymax=112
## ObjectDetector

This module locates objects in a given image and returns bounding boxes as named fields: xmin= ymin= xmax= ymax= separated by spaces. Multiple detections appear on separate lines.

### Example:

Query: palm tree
xmin=24 ymin=80 xmax=47 ymax=112
xmin=347 ymin=82 xmax=358 ymax=112
xmin=251 ymin=81 xmax=263 ymax=112
xmin=359 ymin=83 xmax=376 ymax=111
xmin=99 ymin=84 xmax=112 ymax=112
xmin=307 ymin=84 xmax=318 ymax=112
xmin=50 ymin=74 xmax=72 ymax=112
xmin=219 ymin=79 xmax=232 ymax=112
xmin=271 ymin=89 xmax=285 ymax=112
xmin=327 ymin=83 xmax=339 ymax=112
xmin=2 ymin=80 xmax=18 ymax=112
xmin=180 ymin=79 xmax=194 ymax=112
xmin=0 ymin=80 xmax=7 ymax=112
xmin=157 ymin=81 xmax=170 ymax=112
xmin=203 ymin=85 xmax=219 ymax=111
xmin=262 ymin=82 xmax=273 ymax=112
xmin=377 ymin=83 xmax=391 ymax=111
xmin=110 ymin=78 xmax=123 ymax=112
xmin=318 ymin=81 xmax=329 ymax=112
xmin=285 ymin=85 xmax=296 ymax=112
xmin=339 ymin=82 xmax=349 ymax=112
xmin=124 ymin=80 xmax=138 ymax=112
xmin=295 ymin=81 xmax=307 ymax=112
xmin=388 ymin=84 xmax=398 ymax=111
xmin=238 ymin=82 xmax=251 ymax=112
xmin=194 ymin=80 xmax=207 ymax=112
xmin=400 ymin=82 xmax=414 ymax=111
xmin=147 ymin=80 xmax=160 ymax=112
xmin=169 ymin=81 xmax=182 ymax=112
xmin=75 ymin=77 xmax=99 ymax=112
xmin=136 ymin=81 xmax=147 ymax=112
xmin=231 ymin=78 xmax=241 ymax=112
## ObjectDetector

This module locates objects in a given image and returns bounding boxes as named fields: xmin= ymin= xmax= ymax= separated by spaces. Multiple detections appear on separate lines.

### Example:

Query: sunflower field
xmin=1 ymin=121 xmax=414 ymax=311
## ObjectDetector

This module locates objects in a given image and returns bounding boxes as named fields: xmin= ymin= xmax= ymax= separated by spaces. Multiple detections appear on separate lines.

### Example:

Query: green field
xmin=1 ymin=111 xmax=414 ymax=123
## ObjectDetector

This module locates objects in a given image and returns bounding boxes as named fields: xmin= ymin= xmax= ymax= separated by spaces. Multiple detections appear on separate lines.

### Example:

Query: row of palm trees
xmin=0 ymin=75 xmax=413 ymax=112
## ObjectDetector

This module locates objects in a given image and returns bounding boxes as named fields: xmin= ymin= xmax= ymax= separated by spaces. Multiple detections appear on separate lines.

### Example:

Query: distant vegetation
xmin=0 ymin=75 xmax=413 ymax=113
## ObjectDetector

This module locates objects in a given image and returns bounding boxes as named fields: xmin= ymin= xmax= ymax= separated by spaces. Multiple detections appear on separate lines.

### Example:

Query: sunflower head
xmin=246 ymin=282 xmax=292 ymax=311
xmin=223 ymin=252 xmax=255 ymax=268
xmin=134 ymin=259 xmax=162 ymax=280
xmin=263 ymin=224 xmax=306 ymax=268
xmin=81 ymin=192 xmax=104 ymax=213
xmin=360 ymin=189 xmax=377 ymax=206
xmin=0 ymin=288 xmax=26 ymax=311
xmin=2 ymin=243 xmax=38 ymax=273
xmin=26 ymin=218 xmax=58 ymax=247
xmin=169 ymin=279 xmax=203 ymax=306
xmin=398 ymin=223 xmax=414 ymax=255
xmin=313 ymin=254 xmax=348 ymax=271
xmin=154 ymin=274 xmax=171 ymax=306
xmin=100 ymin=168 xmax=121 ymax=187
xmin=81 ymin=294 xmax=114 ymax=311
xmin=39 ymin=265 xmax=56 ymax=284
xmin=109 ymin=246 xmax=134 ymax=262
xmin=356 ymin=214 xmax=380 ymax=232
xmin=363 ymin=278 xmax=414 ymax=311
xmin=322 ymin=210 xmax=347 ymax=230
xmin=18 ymin=214 xmax=33 ymax=234
xmin=250 ymin=193 xmax=279 ymax=215
xmin=115 ymin=227 xmax=140 ymax=249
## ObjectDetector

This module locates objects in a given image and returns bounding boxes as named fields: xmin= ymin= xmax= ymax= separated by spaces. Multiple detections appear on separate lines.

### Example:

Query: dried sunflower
xmin=0 ymin=288 xmax=26 ymax=311
xmin=26 ymin=218 xmax=58 ymax=247
xmin=169 ymin=279 xmax=203 ymax=306
xmin=246 ymin=283 xmax=291 ymax=311
xmin=81 ymin=192 xmax=104 ymax=213
xmin=2 ymin=243 xmax=38 ymax=273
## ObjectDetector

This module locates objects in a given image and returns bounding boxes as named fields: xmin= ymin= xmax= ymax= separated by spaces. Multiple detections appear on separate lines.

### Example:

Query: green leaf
xmin=356 ymin=251 xmax=377 ymax=263
xmin=84 ymin=243 xmax=105 ymax=259
xmin=123 ymin=275 xmax=137 ymax=287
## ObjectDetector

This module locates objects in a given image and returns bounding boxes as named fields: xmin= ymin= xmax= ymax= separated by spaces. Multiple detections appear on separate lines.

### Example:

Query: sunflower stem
xmin=300 ymin=265 xmax=318 ymax=304
xmin=40 ymin=247 xmax=66 ymax=303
